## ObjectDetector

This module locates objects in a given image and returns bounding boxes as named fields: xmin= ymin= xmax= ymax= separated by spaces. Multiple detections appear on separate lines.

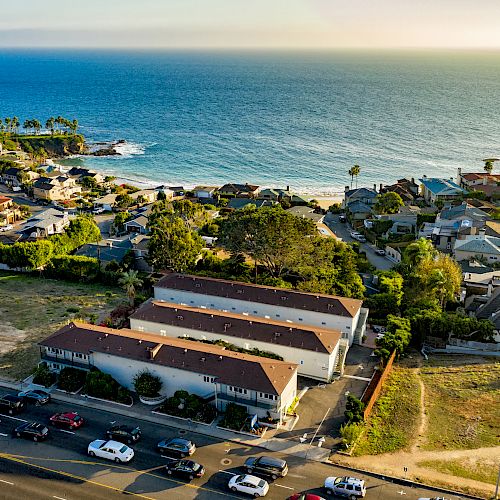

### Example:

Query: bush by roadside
xmin=156 ymin=390 xmax=217 ymax=424
xmin=32 ymin=363 xmax=56 ymax=387
xmin=57 ymin=367 xmax=86 ymax=393
xmin=83 ymin=368 xmax=131 ymax=405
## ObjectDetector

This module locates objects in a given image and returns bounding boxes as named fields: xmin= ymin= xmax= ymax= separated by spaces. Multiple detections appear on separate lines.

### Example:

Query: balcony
xmin=217 ymin=393 xmax=278 ymax=411
xmin=41 ymin=354 xmax=90 ymax=371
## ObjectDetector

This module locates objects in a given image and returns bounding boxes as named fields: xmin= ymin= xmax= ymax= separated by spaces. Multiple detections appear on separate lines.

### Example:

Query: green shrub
xmin=57 ymin=367 xmax=86 ymax=393
xmin=66 ymin=306 xmax=80 ymax=314
xmin=157 ymin=390 xmax=217 ymax=423
xmin=83 ymin=369 xmax=130 ymax=404
xmin=32 ymin=363 xmax=56 ymax=387
xmin=340 ymin=422 xmax=364 ymax=450
xmin=220 ymin=403 xmax=248 ymax=430
xmin=133 ymin=370 xmax=163 ymax=397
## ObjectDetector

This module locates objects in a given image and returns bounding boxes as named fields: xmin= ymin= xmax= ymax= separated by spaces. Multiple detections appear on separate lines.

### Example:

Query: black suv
xmin=105 ymin=425 xmax=141 ymax=444
xmin=13 ymin=422 xmax=49 ymax=442
xmin=0 ymin=394 xmax=26 ymax=415
xmin=164 ymin=460 xmax=205 ymax=480
xmin=244 ymin=456 xmax=288 ymax=480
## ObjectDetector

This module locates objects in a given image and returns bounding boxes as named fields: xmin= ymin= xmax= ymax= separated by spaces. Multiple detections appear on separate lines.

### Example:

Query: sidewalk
xmin=0 ymin=379 xmax=330 ymax=462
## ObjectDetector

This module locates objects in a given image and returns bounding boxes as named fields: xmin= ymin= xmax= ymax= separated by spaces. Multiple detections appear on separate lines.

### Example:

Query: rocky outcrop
xmin=16 ymin=134 xmax=86 ymax=157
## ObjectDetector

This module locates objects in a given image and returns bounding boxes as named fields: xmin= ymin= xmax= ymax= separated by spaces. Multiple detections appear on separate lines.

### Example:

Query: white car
xmin=324 ymin=476 xmax=366 ymax=498
xmin=0 ymin=224 xmax=13 ymax=232
xmin=228 ymin=474 xmax=269 ymax=497
xmin=349 ymin=231 xmax=361 ymax=238
xmin=93 ymin=207 xmax=105 ymax=214
xmin=87 ymin=439 xmax=134 ymax=463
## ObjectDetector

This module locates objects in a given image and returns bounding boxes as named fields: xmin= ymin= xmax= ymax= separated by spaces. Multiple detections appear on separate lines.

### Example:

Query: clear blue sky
xmin=1 ymin=0 xmax=500 ymax=49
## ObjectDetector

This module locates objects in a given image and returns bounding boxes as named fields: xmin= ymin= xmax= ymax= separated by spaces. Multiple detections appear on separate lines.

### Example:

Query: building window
xmin=298 ymin=318 xmax=303 ymax=321
xmin=203 ymin=376 xmax=215 ymax=383
xmin=321 ymin=322 xmax=326 ymax=325
xmin=253 ymin=310 xmax=258 ymax=314
xmin=300 ymin=360 xmax=304 ymax=365
xmin=160 ymin=329 xmax=166 ymax=336
xmin=276 ymin=314 xmax=280 ymax=318
xmin=48 ymin=347 xmax=63 ymax=355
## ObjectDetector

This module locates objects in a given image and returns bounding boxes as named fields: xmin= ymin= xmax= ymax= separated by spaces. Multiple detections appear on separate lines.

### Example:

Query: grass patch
xmin=418 ymin=458 xmax=499 ymax=485
xmin=420 ymin=356 xmax=500 ymax=451
xmin=354 ymin=367 xmax=420 ymax=455
xmin=0 ymin=271 xmax=125 ymax=380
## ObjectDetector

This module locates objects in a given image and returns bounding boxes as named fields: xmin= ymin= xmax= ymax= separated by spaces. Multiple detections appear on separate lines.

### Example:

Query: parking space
xmin=276 ymin=346 xmax=378 ymax=449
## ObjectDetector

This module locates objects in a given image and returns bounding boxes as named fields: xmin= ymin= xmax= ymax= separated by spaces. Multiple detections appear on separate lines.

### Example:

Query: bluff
xmin=15 ymin=134 xmax=86 ymax=157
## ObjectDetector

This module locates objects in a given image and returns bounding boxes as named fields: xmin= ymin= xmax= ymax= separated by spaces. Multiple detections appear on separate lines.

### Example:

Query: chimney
xmin=373 ymin=184 xmax=377 ymax=192
xmin=150 ymin=343 xmax=162 ymax=360
xmin=345 ymin=185 xmax=350 ymax=192
xmin=286 ymin=185 xmax=290 ymax=192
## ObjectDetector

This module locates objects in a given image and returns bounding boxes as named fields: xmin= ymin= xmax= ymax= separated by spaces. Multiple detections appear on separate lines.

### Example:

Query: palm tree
xmin=32 ymin=119 xmax=42 ymax=135
xmin=11 ymin=116 xmax=20 ymax=135
xmin=71 ymin=119 xmax=79 ymax=135
xmin=348 ymin=164 xmax=361 ymax=189
xmin=118 ymin=270 xmax=143 ymax=306
xmin=4 ymin=117 xmax=11 ymax=135
xmin=23 ymin=119 xmax=32 ymax=134
xmin=403 ymin=237 xmax=436 ymax=269
xmin=56 ymin=116 xmax=64 ymax=133
xmin=45 ymin=117 xmax=55 ymax=135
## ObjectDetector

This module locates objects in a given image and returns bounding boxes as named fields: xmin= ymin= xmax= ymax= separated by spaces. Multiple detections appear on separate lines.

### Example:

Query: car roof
xmin=106 ymin=440 xmax=129 ymax=450
xmin=326 ymin=476 xmax=364 ymax=485
xmin=257 ymin=456 xmax=286 ymax=467
xmin=3 ymin=394 xmax=21 ymax=401
xmin=167 ymin=437 xmax=191 ymax=445
xmin=241 ymin=475 xmax=264 ymax=486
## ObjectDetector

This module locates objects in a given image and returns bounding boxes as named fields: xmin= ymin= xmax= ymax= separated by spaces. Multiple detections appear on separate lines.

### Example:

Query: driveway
xmin=276 ymin=345 xmax=378 ymax=449
xmin=325 ymin=213 xmax=393 ymax=270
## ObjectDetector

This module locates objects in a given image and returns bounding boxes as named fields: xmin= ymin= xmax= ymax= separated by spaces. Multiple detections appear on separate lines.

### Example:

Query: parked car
xmin=339 ymin=215 xmax=346 ymax=223
xmin=164 ymin=459 xmax=205 ymax=480
xmin=289 ymin=494 xmax=326 ymax=500
xmin=157 ymin=437 xmax=196 ymax=457
xmin=355 ymin=235 xmax=366 ymax=242
xmin=106 ymin=424 xmax=141 ymax=444
xmin=228 ymin=474 xmax=269 ymax=497
xmin=87 ymin=439 xmax=134 ymax=463
xmin=12 ymin=422 xmax=49 ymax=442
xmin=372 ymin=325 xmax=386 ymax=334
xmin=324 ymin=476 xmax=366 ymax=498
xmin=0 ymin=224 xmax=13 ymax=232
xmin=350 ymin=231 xmax=361 ymax=238
xmin=49 ymin=411 xmax=84 ymax=430
xmin=93 ymin=207 xmax=105 ymax=214
xmin=18 ymin=389 xmax=51 ymax=405
xmin=375 ymin=248 xmax=386 ymax=256
xmin=0 ymin=394 xmax=26 ymax=415
xmin=376 ymin=333 xmax=385 ymax=340
xmin=244 ymin=456 xmax=288 ymax=480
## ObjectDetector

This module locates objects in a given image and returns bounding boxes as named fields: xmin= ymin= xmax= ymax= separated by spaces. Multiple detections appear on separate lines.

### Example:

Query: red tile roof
xmin=130 ymin=301 xmax=341 ymax=354
xmin=39 ymin=322 xmax=297 ymax=395
xmin=155 ymin=273 xmax=362 ymax=318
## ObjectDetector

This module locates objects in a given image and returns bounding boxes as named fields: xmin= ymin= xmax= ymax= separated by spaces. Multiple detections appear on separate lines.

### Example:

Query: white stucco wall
xmin=153 ymin=287 xmax=358 ymax=345
xmin=129 ymin=317 xmax=338 ymax=381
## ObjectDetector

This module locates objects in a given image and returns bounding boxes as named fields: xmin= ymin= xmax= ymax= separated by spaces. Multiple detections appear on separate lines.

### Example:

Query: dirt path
xmin=411 ymin=363 xmax=427 ymax=453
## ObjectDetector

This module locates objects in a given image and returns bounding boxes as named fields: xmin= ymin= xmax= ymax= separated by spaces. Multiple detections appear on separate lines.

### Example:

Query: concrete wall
xmin=154 ymin=287 xmax=359 ymax=345
xmin=455 ymin=249 xmax=499 ymax=264
xmin=129 ymin=317 xmax=338 ymax=381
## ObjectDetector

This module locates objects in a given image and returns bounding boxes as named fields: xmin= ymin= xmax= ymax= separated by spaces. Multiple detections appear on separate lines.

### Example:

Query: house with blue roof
xmin=438 ymin=202 xmax=489 ymax=227
xmin=419 ymin=177 xmax=466 ymax=204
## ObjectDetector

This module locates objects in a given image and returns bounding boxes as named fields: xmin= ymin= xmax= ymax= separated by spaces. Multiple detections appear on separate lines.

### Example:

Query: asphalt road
xmin=0 ymin=389 xmax=466 ymax=500
xmin=324 ymin=214 xmax=393 ymax=271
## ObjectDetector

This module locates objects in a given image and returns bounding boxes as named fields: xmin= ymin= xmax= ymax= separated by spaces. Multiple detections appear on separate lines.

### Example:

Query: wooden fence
xmin=361 ymin=350 xmax=396 ymax=420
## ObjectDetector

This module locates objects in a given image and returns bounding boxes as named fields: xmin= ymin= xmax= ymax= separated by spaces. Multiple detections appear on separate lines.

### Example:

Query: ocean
xmin=1 ymin=49 xmax=500 ymax=195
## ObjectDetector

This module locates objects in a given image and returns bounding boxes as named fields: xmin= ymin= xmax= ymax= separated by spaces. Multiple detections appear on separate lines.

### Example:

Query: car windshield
xmin=192 ymin=463 xmax=201 ymax=471
xmin=258 ymin=480 xmax=266 ymax=488
xmin=119 ymin=446 xmax=128 ymax=453
xmin=334 ymin=477 xmax=342 ymax=484
xmin=131 ymin=428 xmax=139 ymax=435
xmin=73 ymin=416 xmax=81 ymax=422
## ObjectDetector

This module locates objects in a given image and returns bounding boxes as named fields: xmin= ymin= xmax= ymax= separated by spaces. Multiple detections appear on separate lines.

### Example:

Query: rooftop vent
xmin=138 ymin=340 xmax=142 ymax=344
xmin=177 ymin=315 xmax=184 ymax=320
xmin=184 ymin=348 xmax=188 ymax=354
xmin=195 ymin=283 xmax=201 ymax=287
xmin=236 ymin=289 xmax=243 ymax=294
xmin=97 ymin=337 xmax=102 ymax=341
xmin=281 ymin=296 xmax=287 ymax=301
xmin=104 ymin=333 xmax=109 ymax=337
xmin=200 ymin=357 xmax=206 ymax=362
xmin=219 ymin=356 xmax=223 ymax=360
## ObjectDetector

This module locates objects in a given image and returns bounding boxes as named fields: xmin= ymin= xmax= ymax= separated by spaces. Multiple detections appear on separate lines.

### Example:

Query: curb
xmin=323 ymin=458 xmax=485 ymax=500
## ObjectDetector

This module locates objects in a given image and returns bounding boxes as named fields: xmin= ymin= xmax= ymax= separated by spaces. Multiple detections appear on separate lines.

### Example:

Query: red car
xmin=49 ymin=411 xmax=84 ymax=429
xmin=289 ymin=494 xmax=326 ymax=500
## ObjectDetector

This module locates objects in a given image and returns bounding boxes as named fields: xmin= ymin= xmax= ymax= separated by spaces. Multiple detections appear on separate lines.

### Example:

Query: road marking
xmin=0 ymin=415 xmax=28 ymax=423
xmin=0 ymin=433 xmax=8 ymax=437
xmin=1 ymin=453 xmax=240 ymax=498
xmin=274 ymin=484 xmax=294 ymax=490
xmin=53 ymin=496 xmax=67 ymax=500
xmin=0 ymin=479 xmax=14 ymax=485
xmin=218 ymin=470 xmax=238 ymax=476
xmin=288 ymin=473 xmax=307 ymax=479
xmin=57 ymin=429 xmax=75 ymax=435
xmin=161 ymin=455 xmax=176 ymax=460
xmin=397 ymin=491 xmax=407 ymax=495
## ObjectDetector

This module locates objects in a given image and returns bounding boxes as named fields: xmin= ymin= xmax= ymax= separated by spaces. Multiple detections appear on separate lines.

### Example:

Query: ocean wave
xmin=113 ymin=141 xmax=147 ymax=157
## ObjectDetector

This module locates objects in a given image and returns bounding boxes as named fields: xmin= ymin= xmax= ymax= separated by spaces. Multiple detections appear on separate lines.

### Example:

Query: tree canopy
xmin=374 ymin=192 xmax=404 ymax=214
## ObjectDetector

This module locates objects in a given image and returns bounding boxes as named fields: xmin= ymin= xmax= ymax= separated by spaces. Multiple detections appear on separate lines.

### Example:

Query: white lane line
xmin=0 ymin=433 xmax=8 ymax=437
xmin=160 ymin=456 xmax=176 ymax=460
xmin=0 ymin=415 xmax=28 ymax=423
xmin=53 ymin=496 xmax=67 ymax=500
xmin=288 ymin=473 xmax=306 ymax=479
xmin=218 ymin=470 xmax=238 ymax=476
xmin=274 ymin=484 xmax=294 ymax=490
xmin=0 ymin=479 xmax=14 ymax=485
xmin=57 ymin=429 xmax=75 ymax=435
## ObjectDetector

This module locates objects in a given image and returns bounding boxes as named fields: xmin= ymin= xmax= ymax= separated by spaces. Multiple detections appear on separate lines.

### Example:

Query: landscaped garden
xmin=57 ymin=366 xmax=87 ymax=393
xmin=155 ymin=390 xmax=217 ymax=424
xmin=219 ymin=402 xmax=266 ymax=435
xmin=83 ymin=368 xmax=132 ymax=405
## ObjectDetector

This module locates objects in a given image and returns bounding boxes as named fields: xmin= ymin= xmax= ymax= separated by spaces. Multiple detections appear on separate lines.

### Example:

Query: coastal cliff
xmin=15 ymin=134 xmax=86 ymax=157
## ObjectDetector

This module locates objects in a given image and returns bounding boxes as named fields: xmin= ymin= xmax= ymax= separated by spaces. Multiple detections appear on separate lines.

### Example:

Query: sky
xmin=1 ymin=0 xmax=500 ymax=49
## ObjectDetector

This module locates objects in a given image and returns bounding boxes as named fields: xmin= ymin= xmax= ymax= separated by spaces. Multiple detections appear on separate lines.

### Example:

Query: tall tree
xmin=45 ymin=117 xmax=55 ymax=135
xmin=483 ymin=158 xmax=497 ymax=174
xmin=374 ymin=192 xmax=404 ymax=214
xmin=348 ymin=164 xmax=361 ymax=189
xmin=119 ymin=270 xmax=143 ymax=306
xmin=402 ymin=237 xmax=436 ymax=270
xmin=148 ymin=214 xmax=203 ymax=272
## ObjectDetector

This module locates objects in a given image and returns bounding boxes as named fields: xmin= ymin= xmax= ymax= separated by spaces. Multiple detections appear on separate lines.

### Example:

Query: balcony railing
xmin=41 ymin=354 xmax=90 ymax=371
xmin=217 ymin=393 xmax=278 ymax=410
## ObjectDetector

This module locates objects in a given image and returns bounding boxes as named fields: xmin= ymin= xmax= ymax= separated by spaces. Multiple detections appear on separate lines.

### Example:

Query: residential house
xmin=94 ymin=194 xmax=118 ymax=212
xmin=124 ymin=215 xmax=149 ymax=235
xmin=2 ymin=167 xmax=23 ymax=187
xmin=154 ymin=273 xmax=367 ymax=347
xmin=193 ymin=186 xmax=219 ymax=199
xmin=0 ymin=196 xmax=21 ymax=225
xmin=343 ymin=187 xmax=378 ymax=208
xmin=39 ymin=322 xmax=298 ymax=424
xmin=257 ymin=187 xmax=297 ymax=203
xmin=485 ymin=221 xmax=500 ymax=239
xmin=18 ymin=208 xmax=72 ymax=238
xmin=67 ymin=167 xmax=105 ymax=185
xmin=463 ymin=270 xmax=500 ymax=297
xmin=75 ymin=239 xmax=132 ymax=264
xmin=130 ymin=189 xmax=158 ymax=204
xmin=218 ymin=183 xmax=260 ymax=198
xmin=227 ymin=199 xmax=275 ymax=210
xmin=454 ymin=231 xmax=500 ymax=264
xmin=418 ymin=177 xmax=466 ymax=204
xmin=286 ymin=206 xmax=325 ymax=224
xmin=380 ymin=178 xmax=419 ymax=204
xmin=437 ymin=202 xmax=490 ymax=228
xmin=457 ymin=168 xmax=500 ymax=199
xmin=375 ymin=211 xmax=418 ymax=236
xmin=0 ymin=196 xmax=13 ymax=211
xmin=130 ymin=300 xmax=343 ymax=381
xmin=154 ymin=186 xmax=176 ymax=201
xmin=385 ymin=245 xmax=403 ymax=264
xmin=419 ymin=219 xmax=475 ymax=253
xmin=475 ymin=288 xmax=500 ymax=334
xmin=346 ymin=200 xmax=373 ymax=225
xmin=33 ymin=175 xmax=81 ymax=201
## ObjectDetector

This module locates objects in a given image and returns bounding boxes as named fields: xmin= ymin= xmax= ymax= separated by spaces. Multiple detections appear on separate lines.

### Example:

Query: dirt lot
xmin=0 ymin=271 xmax=125 ymax=380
